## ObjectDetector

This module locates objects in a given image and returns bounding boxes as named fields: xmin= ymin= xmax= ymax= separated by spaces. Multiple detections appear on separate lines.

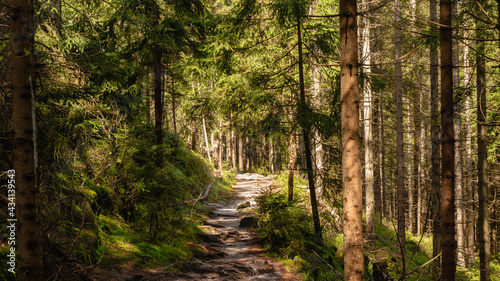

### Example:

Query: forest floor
xmin=91 ymin=173 xmax=301 ymax=281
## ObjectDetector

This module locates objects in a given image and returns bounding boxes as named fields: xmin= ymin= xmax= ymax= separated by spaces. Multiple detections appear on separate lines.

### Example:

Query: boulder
xmin=237 ymin=201 xmax=251 ymax=210
xmin=239 ymin=216 xmax=259 ymax=228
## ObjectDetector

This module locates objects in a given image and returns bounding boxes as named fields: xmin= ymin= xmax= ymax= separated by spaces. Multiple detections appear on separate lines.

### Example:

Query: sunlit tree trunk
xmin=218 ymin=119 xmax=223 ymax=175
xmin=463 ymin=33 xmax=475 ymax=267
xmin=231 ymin=126 xmax=237 ymax=171
xmin=379 ymin=96 xmax=386 ymax=218
xmin=340 ymin=0 xmax=364 ymax=279
xmin=395 ymin=0 xmax=406 ymax=261
xmin=238 ymin=135 xmax=244 ymax=171
xmin=416 ymin=89 xmax=425 ymax=236
xmin=430 ymin=0 xmax=441 ymax=278
xmin=476 ymin=1 xmax=490 ymax=278
xmin=202 ymin=114 xmax=211 ymax=163
xmin=453 ymin=0 xmax=466 ymax=268
xmin=361 ymin=0 xmax=375 ymax=243
xmin=9 ymin=0 xmax=44 ymax=278
xmin=288 ymin=133 xmax=297 ymax=202
xmin=407 ymin=97 xmax=414 ymax=234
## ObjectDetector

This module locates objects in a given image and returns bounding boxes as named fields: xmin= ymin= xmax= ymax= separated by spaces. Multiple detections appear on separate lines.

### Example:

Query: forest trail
xmin=91 ymin=173 xmax=301 ymax=281
xmin=170 ymin=173 xmax=300 ymax=280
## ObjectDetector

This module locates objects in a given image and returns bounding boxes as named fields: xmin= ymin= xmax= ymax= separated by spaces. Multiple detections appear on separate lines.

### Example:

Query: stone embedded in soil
xmin=239 ymin=216 xmax=259 ymax=228
xmin=237 ymin=201 xmax=251 ymax=210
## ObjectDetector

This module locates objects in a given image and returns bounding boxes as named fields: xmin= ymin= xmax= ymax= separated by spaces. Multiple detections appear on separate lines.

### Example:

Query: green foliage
xmin=256 ymin=171 xmax=344 ymax=280
xmin=257 ymin=191 xmax=314 ymax=248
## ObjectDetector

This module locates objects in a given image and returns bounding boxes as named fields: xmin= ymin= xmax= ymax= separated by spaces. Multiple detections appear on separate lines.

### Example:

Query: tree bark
xmin=463 ymin=34 xmax=475 ymax=267
xmin=476 ymin=1 xmax=490 ymax=278
xmin=453 ymin=0 xmax=466 ymax=267
xmin=288 ymin=133 xmax=297 ymax=202
xmin=361 ymin=0 xmax=375 ymax=243
xmin=430 ymin=0 xmax=441 ymax=278
xmin=202 ymin=114 xmax=212 ymax=162
xmin=416 ymin=89 xmax=425 ymax=236
xmin=379 ymin=94 xmax=386 ymax=218
xmin=154 ymin=51 xmax=163 ymax=150
xmin=340 ymin=0 xmax=364 ymax=279
xmin=440 ymin=0 xmax=456 ymax=279
xmin=238 ymin=134 xmax=244 ymax=171
xmin=297 ymin=16 xmax=322 ymax=242
xmin=395 ymin=0 xmax=406 ymax=262
xmin=9 ymin=0 xmax=44 ymax=277
xmin=171 ymin=75 xmax=177 ymax=134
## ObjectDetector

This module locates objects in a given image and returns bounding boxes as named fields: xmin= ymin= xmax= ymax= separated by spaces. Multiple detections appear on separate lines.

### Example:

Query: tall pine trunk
xmin=9 ymin=0 xmax=44 ymax=277
xmin=463 ymin=30 xmax=475 ymax=267
xmin=340 ymin=0 xmax=364 ymax=279
xmin=297 ymin=16 xmax=322 ymax=242
xmin=154 ymin=51 xmax=163 ymax=150
xmin=395 ymin=0 xmax=406 ymax=261
xmin=476 ymin=1 xmax=490 ymax=278
xmin=430 ymin=0 xmax=441 ymax=278
xmin=440 ymin=0 xmax=456 ymax=278
xmin=361 ymin=0 xmax=375 ymax=243
xmin=453 ymin=0 xmax=466 ymax=267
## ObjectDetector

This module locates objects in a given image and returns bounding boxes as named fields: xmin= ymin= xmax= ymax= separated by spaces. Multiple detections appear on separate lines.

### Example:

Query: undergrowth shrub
xmin=256 ymin=171 xmax=344 ymax=280
xmin=35 ymin=111 xmax=215 ymax=276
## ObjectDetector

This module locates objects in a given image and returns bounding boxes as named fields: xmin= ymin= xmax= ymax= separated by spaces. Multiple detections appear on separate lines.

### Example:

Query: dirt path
xmin=171 ymin=173 xmax=300 ymax=280
xmin=90 ymin=173 xmax=300 ymax=280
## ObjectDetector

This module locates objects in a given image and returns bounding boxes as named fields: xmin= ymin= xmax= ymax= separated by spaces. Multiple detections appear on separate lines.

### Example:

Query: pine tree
xmin=440 ymin=0 xmax=456 ymax=278
xmin=9 ymin=0 xmax=43 ymax=278
xmin=340 ymin=0 xmax=364 ymax=279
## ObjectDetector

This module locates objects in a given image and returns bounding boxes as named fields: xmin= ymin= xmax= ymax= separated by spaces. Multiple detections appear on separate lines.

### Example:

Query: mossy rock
xmin=237 ymin=202 xmax=251 ymax=210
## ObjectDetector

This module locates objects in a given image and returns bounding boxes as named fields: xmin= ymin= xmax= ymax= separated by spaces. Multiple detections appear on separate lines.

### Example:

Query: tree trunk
xmin=231 ymin=129 xmax=240 ymax=172
xmin=440 ymin=0 xmax=456 ymax=278
xmin=154 ymin=51 xmax=163 ymax=149
xmin=239 ymin=135 xmax=244 ymax=171
xmin=340 ymin=0 xmax=364 ymax=279
xmin=288 ymin=133 xmax=297 ymax=202
xmin=362 ymin=0 xmax=375 ymax=243
xmin=379 ymin=96 xmax=386 ymax=218
xmin=407 ymin=97 xmax=414 ymax=235
xmin=297 ymin=16 xmax=322 ymax=242
xmin=430 ymin=0 xmax=441 ymax=278
xmin=171 ymin=76 xmax=177 ymax=134
xmin=463 ymin=26 xmax=475 ymax=267
xmin=395 ymin=0 xmax=406 ymax=262
xmin=269 ymin=137 xmax=275 ymax=174
xmin=9 ymin=0 xmax=44 ymax=277
xmin=218 ymin=119 xmax=223 ymax=175
xmin=191 ymin=122 xmax=198 ymax=151
xmin=453 ymin=0 xmax=466 ymax=267
xmin=202 ymin=114 xmax=212 ymax=162
xmin=476 ymin=1 xmax=490 ymax=278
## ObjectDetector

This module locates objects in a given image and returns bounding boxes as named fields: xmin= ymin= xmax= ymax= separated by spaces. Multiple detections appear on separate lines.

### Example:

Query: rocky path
xmin=91 ymin=173 xmax=300 ymax=281
xmin=171 ymin=173 xmax=300 ymax=280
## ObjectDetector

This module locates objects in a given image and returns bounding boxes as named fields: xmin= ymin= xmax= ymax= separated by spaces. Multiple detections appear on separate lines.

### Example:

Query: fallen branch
xmin=184 ymin=177 xmax=217 ymax=205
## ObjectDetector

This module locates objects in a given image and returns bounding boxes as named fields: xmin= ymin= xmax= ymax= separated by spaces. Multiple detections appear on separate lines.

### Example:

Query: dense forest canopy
xmin=2 ymin=0 xmax=500 ymax=279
